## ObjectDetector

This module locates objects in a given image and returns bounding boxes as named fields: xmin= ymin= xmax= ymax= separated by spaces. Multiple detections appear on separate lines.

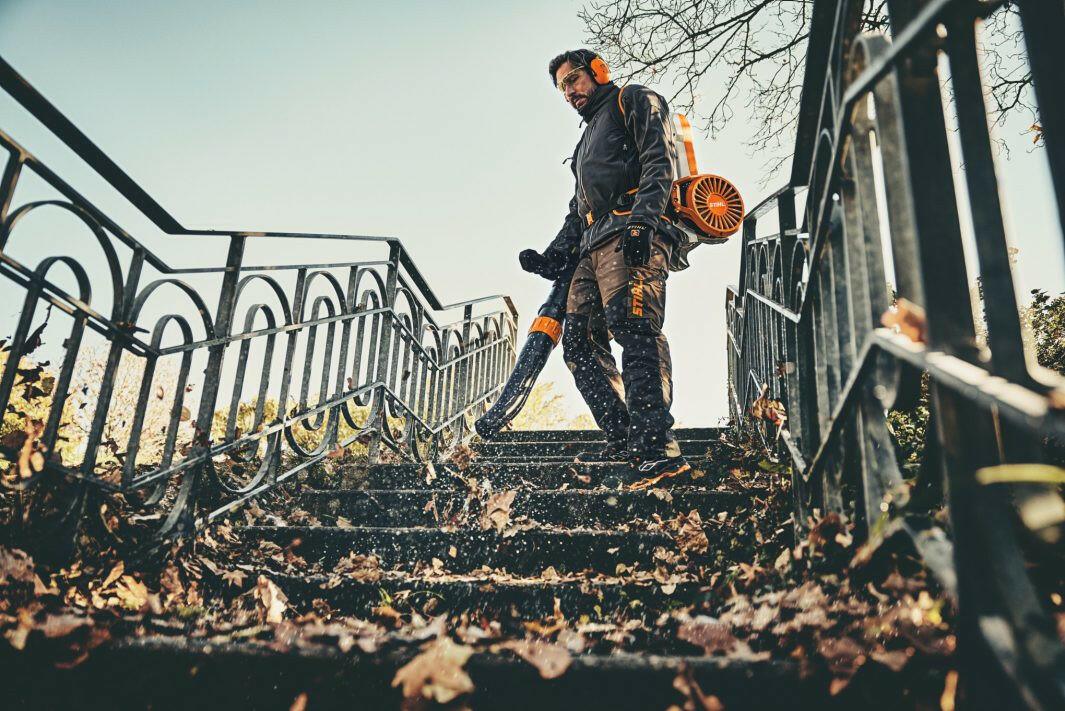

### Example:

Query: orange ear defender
xmin=588 ymin=56 xmax=610 ymax=84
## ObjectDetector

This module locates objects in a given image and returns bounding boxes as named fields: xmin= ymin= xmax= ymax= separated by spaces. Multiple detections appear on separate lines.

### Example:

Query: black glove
xmin=615 ymin=222 xmax=652 ymax=267
xmin=519 ymin=248 xmax=567 ymax=280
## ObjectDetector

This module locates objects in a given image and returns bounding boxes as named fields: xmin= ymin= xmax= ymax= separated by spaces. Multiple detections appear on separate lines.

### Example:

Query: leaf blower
xmin=474 ymin=270 xmax=571 ymax=439
xmin=666 ymin=113 xmax=745 ymax=250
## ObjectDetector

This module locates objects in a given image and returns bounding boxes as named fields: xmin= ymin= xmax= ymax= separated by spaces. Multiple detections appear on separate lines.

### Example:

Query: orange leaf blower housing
xmin=668 ymin=114 xmax=745 ymax=241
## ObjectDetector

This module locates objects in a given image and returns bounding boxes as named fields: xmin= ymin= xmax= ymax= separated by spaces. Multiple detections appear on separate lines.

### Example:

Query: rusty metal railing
xmin=726 ymin=0 xmax=1065 ymax=705
xmin=0 ymin=56 xmax=517 ymax=542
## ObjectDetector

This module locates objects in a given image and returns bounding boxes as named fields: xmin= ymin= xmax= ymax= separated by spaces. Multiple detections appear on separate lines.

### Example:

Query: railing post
xmin=453 ymin=304 xmax=474 ymax=440
xmin=0 ymin=152 xmax=20 ymax=224
xmin=80 ymin=247 xmax=145 ymax=480
xmin=183 ymin=234 xmax=245 ymax=531
xmin=367 ymin=241 xmax=401 ymax=463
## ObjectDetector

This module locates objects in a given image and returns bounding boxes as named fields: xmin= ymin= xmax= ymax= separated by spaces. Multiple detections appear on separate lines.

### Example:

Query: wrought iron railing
xmin=727 ymin=0 xmax=1065 ymax=705
xmin=0 ymin=56 xmax=517 ymax=541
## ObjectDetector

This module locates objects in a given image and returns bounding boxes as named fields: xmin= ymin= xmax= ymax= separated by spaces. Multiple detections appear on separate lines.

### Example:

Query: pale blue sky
xmin=1 ymin=0 xmax=1061 ymax=425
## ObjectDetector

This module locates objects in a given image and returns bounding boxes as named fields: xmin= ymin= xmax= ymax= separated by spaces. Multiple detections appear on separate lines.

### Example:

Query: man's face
xmin=555 ymin=60 xmax=596 ymax=113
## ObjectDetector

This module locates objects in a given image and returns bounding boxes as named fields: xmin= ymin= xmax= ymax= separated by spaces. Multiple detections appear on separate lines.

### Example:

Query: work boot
xmin=603 ymin=455 xmax=692 ymax=490
xmin=574 ymin=440 xmax=630 ymax=463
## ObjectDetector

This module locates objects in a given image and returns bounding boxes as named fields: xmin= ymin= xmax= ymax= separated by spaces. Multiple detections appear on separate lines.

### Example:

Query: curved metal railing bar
xmin=727 ymin=0 xmax=1065 ymax=705
xmin=0 ymin=57 xmax=518 ymax=544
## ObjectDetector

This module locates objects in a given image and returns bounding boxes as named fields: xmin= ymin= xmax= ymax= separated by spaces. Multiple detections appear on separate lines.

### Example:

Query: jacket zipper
xmin=577 ymin=135 xmax=590 ymax=216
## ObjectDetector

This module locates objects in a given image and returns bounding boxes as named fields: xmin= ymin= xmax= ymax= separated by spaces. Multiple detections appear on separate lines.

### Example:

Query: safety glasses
xmin=556 ymin=66 xmax=586 ymax=93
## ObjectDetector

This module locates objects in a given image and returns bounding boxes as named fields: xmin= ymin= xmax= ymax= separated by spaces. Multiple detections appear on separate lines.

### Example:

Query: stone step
xmin=302 ymin=488 xmax=746 ymax=529
xmin=358 ymin=460 xmax=722 ymax=490
xmin=5 ymin=635 xmax=825 ymax=710
xmin=270 ymin=571 xmax=707 ymax=621
xmin=241 ymin=525 xmax=694 ymax=576
xmin=484 ymin=426 xmax=723 ymax=443
xmin=475 ymin=439 xmax=718 ymax=460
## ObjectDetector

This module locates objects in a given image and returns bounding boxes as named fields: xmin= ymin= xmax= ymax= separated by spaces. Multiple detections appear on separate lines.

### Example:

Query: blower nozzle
xmin=475 ymin=272 xmax=571 ymax=439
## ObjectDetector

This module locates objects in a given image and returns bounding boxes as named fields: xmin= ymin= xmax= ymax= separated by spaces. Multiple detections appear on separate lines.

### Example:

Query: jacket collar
xmin=577 ymin=82 xmax=619 ymax=123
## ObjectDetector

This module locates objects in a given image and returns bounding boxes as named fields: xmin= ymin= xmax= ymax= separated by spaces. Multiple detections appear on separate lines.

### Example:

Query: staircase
xmin=6 ymin=426 xmax=852 ymax=709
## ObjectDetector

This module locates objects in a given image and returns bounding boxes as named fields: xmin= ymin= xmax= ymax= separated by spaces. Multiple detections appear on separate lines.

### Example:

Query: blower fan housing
xmin=670 ymin=174 xmax=745 ymax=240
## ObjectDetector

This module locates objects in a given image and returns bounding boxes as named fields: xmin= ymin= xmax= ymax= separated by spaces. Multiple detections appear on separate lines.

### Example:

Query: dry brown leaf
xmin=670 ymin=510 xmax=709 ymax=555
xmin=38 ymin=613 xmax=93 ymax=639
xmin=16 ymin=417 xmax=46 ymax=480
xmin=881 ymin=298 xmax=927 ymax=344
xmin=222 ymin=569 xmax=247 ymax=588
xmin=677 ymin=616 xmax=738 ymax=655
xmin=498 ymin=639 xmax=571 ymax=679
xmin=253 ymin=575 xmax=288 ymax=624
xmin=749 ymin=384 xmax=787 ymax=430
xmin=391 ymin=636 xmax=475 ymax=704
xmin=334 ymin=552 xmax=382 ymax=583
xmin=871 ymin=647 xmax=912 ymax=672
xmin=0 ymin=547 xmax=37 ymax=586
xmin=818 ymin=635 xmax=866 ymax=691
xmin=482 ymin=490 xmax=517 ymax=533
xmin=447 ymin=443 xmax=475 ymax=470
xmin=114 ymin=575 xmax=149 ymax=611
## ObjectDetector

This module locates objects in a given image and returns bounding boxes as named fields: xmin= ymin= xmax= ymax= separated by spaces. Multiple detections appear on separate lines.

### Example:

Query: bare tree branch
xmin=579 ymin=0 xmax=1036 ymax=181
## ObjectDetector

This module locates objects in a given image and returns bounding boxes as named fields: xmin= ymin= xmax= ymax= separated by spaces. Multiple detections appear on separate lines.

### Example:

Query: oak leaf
xmin=391 ymin=636 xmax=475 ymax=703
xmin=482 ymin=490 xmax=517 ymax=533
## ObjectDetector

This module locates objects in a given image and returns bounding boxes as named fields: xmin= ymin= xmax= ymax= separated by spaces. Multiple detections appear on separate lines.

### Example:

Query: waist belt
xmin=584 ymin=188 xmax=639 ymax=226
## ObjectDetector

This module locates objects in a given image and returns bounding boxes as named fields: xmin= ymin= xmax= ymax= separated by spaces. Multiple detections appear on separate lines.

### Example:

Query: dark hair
xmin=548 ymin=49 xmax=599 ymax=86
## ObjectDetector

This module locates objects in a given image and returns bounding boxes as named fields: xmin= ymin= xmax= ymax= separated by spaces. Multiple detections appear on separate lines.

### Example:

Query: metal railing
xmin=0 ymin=56 xmax=517 ymax=541
xmin=727 ymin=0 xmax=1065 ymax=706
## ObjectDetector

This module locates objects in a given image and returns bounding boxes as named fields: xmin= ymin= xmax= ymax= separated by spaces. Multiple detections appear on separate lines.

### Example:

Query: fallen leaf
xmin=482 ymin=490 xmax=517 ymax=533
xmin=334 ymin=552 xmax=382 ymax=583
xmin=670 ymin=510 xmax=709 ymax=555
xmin=114 ymin=576 xmax=149 ymax=611
xmin=677 ymin=616 xmax=737 ymax=655
xmin=16 ymin=417 xmax=46 ymax=480
xmin=39 ymin=613 xmax=92 ymax=639
xmin=222 ymin=569 xmax=247 ymax=588
xmin=391 ymin=636 xmax=475 ymax=704
xmin=498 ymin=639 xmax=571 ymax=679
xmin=253 ymin=575 xmax=288 ymax=624
xmin=0 ymin=547 xmax=36 ymax=585
xmin=871 ymin=647 xmax=912 ymax=672
xmin=881 ymin=298 xmax=927 ymax=344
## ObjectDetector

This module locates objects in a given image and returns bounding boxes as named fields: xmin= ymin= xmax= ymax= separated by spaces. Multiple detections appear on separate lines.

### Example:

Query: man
xmin=518 ymin=48 xmax=690 ymax=489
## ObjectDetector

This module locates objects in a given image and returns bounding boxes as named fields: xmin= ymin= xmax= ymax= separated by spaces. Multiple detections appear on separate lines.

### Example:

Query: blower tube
xmin=475 ymin=269 xmax=572 ymax=439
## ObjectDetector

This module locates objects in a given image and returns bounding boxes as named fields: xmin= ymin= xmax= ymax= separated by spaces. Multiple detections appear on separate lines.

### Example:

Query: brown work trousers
xmin=562 ymin=233 xmax=680 ymax=458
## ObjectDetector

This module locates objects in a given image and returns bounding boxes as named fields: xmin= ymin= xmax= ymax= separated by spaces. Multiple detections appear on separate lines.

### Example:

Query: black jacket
xmin=547 ymin=82 xmax=684 ymax=259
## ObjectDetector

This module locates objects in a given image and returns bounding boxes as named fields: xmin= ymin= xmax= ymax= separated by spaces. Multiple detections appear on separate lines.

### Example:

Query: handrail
xmin=0 ymin=56 xmax=519 ymax=544
xmin=0 ymin=55 xmax=515 ymax=320
xmin=727 ymin=0 xmax=1065 ymax=705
